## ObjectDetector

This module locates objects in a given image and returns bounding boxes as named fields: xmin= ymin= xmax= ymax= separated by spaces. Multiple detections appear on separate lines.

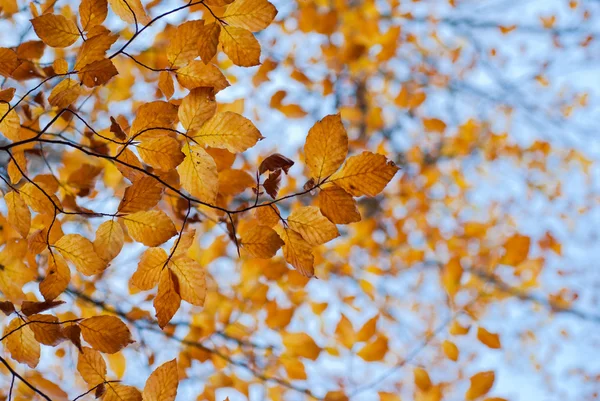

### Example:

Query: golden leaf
xmin=77 ymin=347 xmax=107 ymax=387
xmin=93 ymin=220 xmax=124 ymax=262
xmin=277 ymin=227 xmax=314 ymax=277
xmin=31 ymin=14 xmax=79 ymax=48
xmin=441 ymin=257 xmax=463 ymax=297
xmin=330 ymin=152 xmax=399 ymax=197
xmin=3 ymin=317 xmax=40 ymax=368
xmin=129 ymin=101 xmax=178 ymax=140
xmin=48 ymin=78 xmax=81 ymax=109
xmin=79 ymin=315 xmax=133 ymax=354
xmin=179 ymin=87 xmax=217 ymax=132
xmin=192 ymin=112 xmax=263 ymax=153
xmin=501 ymin=234 xmax=530 ymax=266
xmin=220 ymin=25 xmax=261 ymax=67
xmin=167 ymin=20 xmax=204 ymax=67
xmin=0 ymin=47 xmax=19 ymax=77
xmin=218 ymin=169 xmax=254 ymax=196
xmin=39 ymin=255 xmax=70 ymax=301
xmin=254 ymin=204 xmax=280 ymax=227
xmin=19 ymin=181 xmax=60 ymax=215
xmin=154 ymin=269 xmax=181 ymax=328
xmin=177 ymin=145 xmax=219 ymax=204
xmin=282 ymin=358 xmax=307 ymax=380
xmin=28 ymin=314 xmax=64 ymax=346
xmin=118 ymin=176 xmax=164 ymax=214
xmin=223 ymin=0 xmax=277 ymax=32
xmin=4 ymin=191 xmax=31 ymax=238
xmin=197 ymin=22 xmax=221 ymax=63
xmin=108 ymin=0 xmax=150 ymax=25
xmin=123 ymin=210 xmax=177 ymax=247
xmin=477 ymin=327 xmax=501 ymax=349
xmin=168 ymin=256 xmax=206 ymax=306
xmin=466 ymin=371 xmax=495 ymax=400
xmin=304 ymin=114 xmax=348 ymax=182
xmin=131 ymin=247 xmax=168 ymax=291
xmin=241 ymin=225 xmax=284 ymax=258
xmin=104 ymin=384 xmax=142 ymax=401
xmin=80 ymin=0 xmax=108 ymax=31
xmin=176 ymin=61 xmax=230 ymax=92
xmin=54 ymin=234 xmax=108 ymax=275
xmin=357 ymin=335 xmax=388 ymax=362
xmin=318 ymin=185 xmax=360 ymax=224
xmin=74 ymin=32 xmax=118 ymax=70
xmin=287 ymin=206 xmax=339 ymax=245
xmin=136 ymin=136 xmax=184 ymax=171
xmin=282 ymin=332 xmax=320 ymax=360
xmin=142 ymin=359 xmax=179 ymax=401
xmin=158 ymin=71 xmax=174 ymax=99
xmin=442 ymin=340 xmax=459 ymax=361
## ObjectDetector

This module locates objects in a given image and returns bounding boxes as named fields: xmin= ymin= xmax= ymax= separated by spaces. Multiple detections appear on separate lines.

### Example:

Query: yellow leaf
xmin=79 ymin=316 xmax=133 ymax=354
xmin=220 ymin=26 xmax=261 ymax=67
xmin=282 ymin=358 xmax=307 ymax=380
xmin=176 ymin=60 xmax=230 ymax=92
xmin=282 ymin=332 xmax=320 ymax=360
xmin=168 ymin=256 xmax=206 ymax=306
xmin=54 ymin=234 xmax=108 ymax=275
xmin=74 ymin=32 xmax=118 ymax=70
xmin=31 ymin=14 xmax=79 ymax=48
xmin=466 ymin=371 xmax=495 ymax=400
xmin=177 ymin=145 xmax=219 ymax=204
xmin=77 ymin=347 xmax=107 ymax=387
xmin=218 ymin=170 xmax=255 ymax=197
xmin=241 ymin=225 xmax=284 ymax=258
xmin=118 ymin=176 xmax=164 ymax=214
xmin=192 ymin=111 xmax=263 ymax=153
xmin=28 ymin=314 xmax=64 ymax=346
xmin=129 ymin=101 xmax=178 ymax=140
xmin=104 ymin=384 xmax=142 ymax=401
xmin=0 ymin=47 xmax=18 ymax=77
xmin=4 ymin=191 xmax=30 ymax=238
xmin=123 ymin=210 xmax=177 ymax=247
xmin=39 ymin=254 xmax=70 ymax=301
xmin=357 ymin=335 xmax=388 ymax=362
xmin=442 ymin=340 xmax=459 ymax=361
xmin=115 ymin=147 xmax=145 ymax=182
xmin=319 ymin=185 xmax=360 ymax=224
xmin=330 ymin=152 xmax=399 ymax=197
xmin=441 ymin=257 xmax=463 ymax=297
xmin=136 ymin=136 xmax=184 ymax=171
xmin=80 ymin=0 xmax=108 ymax=31
xmin=324 ymin=391 xmax=349 ymax=401
xmin=197 ymin=22 xmax=221 ymax=63
xmin=53 ymin=58 xmax=69 ymax=74
xmin=449 ymin=321 xmax=470 ymax=336
xmin=304 ymin=114 xmax=348 ymax=182
xmin=94 ymin=220 xmax=124 ymax=262
xmin=154 ymin=268 xmax=181 ymax=328
xmin=356 ymin=314 xmax=378 ymax=342
xmin=223 ymin=0 xmax=277 ymax=32
xmin=501 ymin=234 xmax=530 ymax=266
xmin=414 ymin=367 xmax=432 ymax=391
xmin=3 ymin=317 xmax=40 ymax=368
xmin=277 ymin=227 xmax=314 ymax=277
xmin=179 ymin=87 xmax=217 ymax=131
xmin=19 ymin=181 xmax=60 ymax=215
xmin=79 ymin=58 xmax=118 ymax=87
xmin=131 ymin=247 xmax=168 ymax=290
xmin=143 ymin=359 xmax=179 ymax=401
xmin=477 ymin=327 xmax=501 ymax=349
xmin=108 ymin=0 xmax=150 ymax=25
xmin=287 ymin=206 xmax=339 ymax=245
xmin=0 ymin=102 xmax=20 ymax=140
xmin=254 ymin=204 xmax=280 ymax=227
xmin=158 ymin=71 xmax=174 ymax=99
xmin=335 ymin=314 xmax=355 ymax=348
xmin=423 ymin=118 xmax=447 ymax=133
xmin=167 ymin=20 xmax=204 ymax=67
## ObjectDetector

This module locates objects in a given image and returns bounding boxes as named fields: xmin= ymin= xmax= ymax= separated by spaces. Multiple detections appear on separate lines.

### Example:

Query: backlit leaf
xmin=79 ymin=315 xmax=133 ymax=353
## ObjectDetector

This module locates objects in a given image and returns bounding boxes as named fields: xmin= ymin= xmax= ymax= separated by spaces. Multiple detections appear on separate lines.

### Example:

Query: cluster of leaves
xmin=1 ymin=0 xmax=599 ymax=400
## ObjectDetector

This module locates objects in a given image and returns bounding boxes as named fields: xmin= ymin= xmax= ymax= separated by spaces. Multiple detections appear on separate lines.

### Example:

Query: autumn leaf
xmin=109 ymin=0 xmax=150 ymax=25
xmin=168 ymin=256 xmax=206 ymax=306
xmin=277 ymin=227 xmax=315 ymax=277
xmin=223 ymin=0 xmax=278 ymax=32
xmin=287 ymin=206 xmax=340 ymax=245
xmin=104 ymin=384 xmax=142 ymax=401
xmin=357 ymin=335 xmax=388 ymax=362
xmin=31 ymin=14 xmax=79 ymax=48
xmin=123 ymin=210 xmax=177 ymax=247
xmin=167 ymin=20 xmax=204 ymax=67
xmin=282 ymin=332 xmax=320 ymax=360
xmin=77 ymin=347 xmax=107 ymax=387
xmin=191 ymin=111 xmax=263 ymax=153
xmin=220 ymin=26 xmax=261 ymax=67
xmin=442 ymin=340 xmax=459 ymax=361
xmin=177 ymin=145 xmax=219 ymax=204
xmin=466 ymin=371 xmax=495 ymax=400
xmin=39 ymin=255 xmax=70 ymax=301
xmin=3 ymin=318 xmax=40 ymax=368
xmin=241 ymin=225 xmax=284 ymax=258
xmin=318 ymin=185 xmax=361 ymax=224
xmin=197 ymin=22 xmax=221 ymax=63
xmin=142 ymin=359 xmax=179 ymax=401
xmin=304 ymin=114 xmax=348 ymax=182
xmin=176 ymin=60 xmax=230 ymax=92
xmin=93 ymin=220 xmax=124 ymax=262
xmin=131 ymin=247 xmax=168 ymax=291
xmin=0 ymin=47 xmax=19 ymax=77
xmin=477 ymin=327 xmax=501 ymax=349
xmin=118 ymin=176 xmax=164 ymax=214
xmin=155 ymin=269 xmax=181 ymax=328
xmin=4 ymin=191 xmax=31 ymax=238
xmin=79 ymin=316 xmax=133 ymax=354
xmin=80 ymin=0 xmax=108 ymax=31
xmin=179 ymin=87 xmax=217 ymax=131
xmin=330 ymin=152 xmax=399 ymax=197
xmin=53 ymin=234 xmax=107 ymax=275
